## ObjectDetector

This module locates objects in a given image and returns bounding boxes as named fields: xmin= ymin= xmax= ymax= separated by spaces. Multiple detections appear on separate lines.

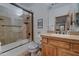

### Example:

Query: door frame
xmin=10 ymin=3 xmax=34 ymax=41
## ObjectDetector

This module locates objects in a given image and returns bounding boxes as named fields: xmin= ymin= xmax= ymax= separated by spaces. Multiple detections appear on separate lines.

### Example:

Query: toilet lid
xmin=27 ymin=41 xmax=39 ymax=50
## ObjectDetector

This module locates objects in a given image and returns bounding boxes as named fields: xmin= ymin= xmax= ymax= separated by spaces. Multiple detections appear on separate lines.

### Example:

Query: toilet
xmin=27 ymin=41 xmax=39 ymax=56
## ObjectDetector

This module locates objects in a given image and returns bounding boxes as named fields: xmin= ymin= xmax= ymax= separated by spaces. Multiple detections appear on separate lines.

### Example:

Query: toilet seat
xmin=27 ymin=41 xmax=39 ymax=55
xmin=27 ymin=41 xmax=39 ymax=50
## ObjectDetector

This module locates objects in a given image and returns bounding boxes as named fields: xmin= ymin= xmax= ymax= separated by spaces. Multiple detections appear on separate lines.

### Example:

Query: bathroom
xmin=0 ymin=3 xmax=79 ymax=56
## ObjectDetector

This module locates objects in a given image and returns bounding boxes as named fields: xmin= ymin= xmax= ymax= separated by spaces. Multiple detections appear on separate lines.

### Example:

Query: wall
xmin=48 ymin=3 xmax=78 ymax=31
xmin=17 ymin=3 xmax=79 ymax=44
xmin=31 ymin=4 xmax=49 ymax=44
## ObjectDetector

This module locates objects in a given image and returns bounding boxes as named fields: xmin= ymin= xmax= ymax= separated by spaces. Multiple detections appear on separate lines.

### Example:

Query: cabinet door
xmin=57 ymin=48 xmax=79 ymax=56
xmin=42 ymin=44 xmax=56 ymax=56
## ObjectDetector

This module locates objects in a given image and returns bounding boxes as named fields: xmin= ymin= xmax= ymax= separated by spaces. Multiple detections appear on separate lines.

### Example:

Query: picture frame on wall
xmin=37 ymin=18 xmax=43 ymax=29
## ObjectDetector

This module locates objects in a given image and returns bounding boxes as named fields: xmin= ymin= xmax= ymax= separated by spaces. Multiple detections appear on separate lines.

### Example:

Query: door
xmin=42 ymin=44 xmax=57 ymax=56
xmin=57 ymin=48 xmax=79 ymax=56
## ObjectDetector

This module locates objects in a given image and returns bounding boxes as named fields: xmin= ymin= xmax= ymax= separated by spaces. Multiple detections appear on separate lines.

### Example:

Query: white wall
xmin=17 ymin=3 xmax=79 ymax=44
xmin=48 ymin=3 xmax=78 ymax=31
xmin=31 ymin=4 xmax=49 ymax=44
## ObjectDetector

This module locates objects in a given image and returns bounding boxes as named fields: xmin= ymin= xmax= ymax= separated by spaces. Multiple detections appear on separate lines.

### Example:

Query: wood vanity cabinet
xmin=57 ymin=48 xmax=79 ymax=56
xmin=41 ymin=34 xmax=79 ymax=56
xmin=42 ymin=44 xmax=56 ymax=56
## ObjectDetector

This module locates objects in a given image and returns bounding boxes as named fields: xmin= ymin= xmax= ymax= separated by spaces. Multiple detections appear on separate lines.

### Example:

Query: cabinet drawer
xmin=48 ymin=39 xmax=70 ymax=49
xmin=42 ymin=37 xmax=48 ymax=43
xmin=72 ymin=43 xmax=79 ymax=53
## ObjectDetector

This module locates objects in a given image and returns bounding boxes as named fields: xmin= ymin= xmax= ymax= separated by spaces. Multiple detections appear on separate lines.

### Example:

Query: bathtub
xmin=0 ymin=39 xmax=30 ymax=56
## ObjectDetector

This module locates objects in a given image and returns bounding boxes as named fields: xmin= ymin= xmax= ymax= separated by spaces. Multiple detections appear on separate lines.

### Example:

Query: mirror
xmin=55 ymin=15 xmax=68 ymax=34
xmin=0 ymin=4 xmax=31 ymax=46
xmin=76 ymin=13 xmax=79 ymax=26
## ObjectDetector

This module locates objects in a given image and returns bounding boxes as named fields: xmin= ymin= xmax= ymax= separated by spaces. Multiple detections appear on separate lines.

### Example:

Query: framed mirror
xmin=0 ymin=4 xmax=33 ymax=46
xmin=76 ymin=13 xmax=79 ymax=26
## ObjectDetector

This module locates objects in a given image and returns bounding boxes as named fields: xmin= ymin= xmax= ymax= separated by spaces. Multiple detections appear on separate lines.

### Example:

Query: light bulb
xmin=16 ymin=9 xmax=23 ymax=16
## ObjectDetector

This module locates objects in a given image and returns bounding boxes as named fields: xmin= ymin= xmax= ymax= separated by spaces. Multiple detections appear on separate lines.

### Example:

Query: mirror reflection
xmin=0 ymin=4 xmax=32 ymax=46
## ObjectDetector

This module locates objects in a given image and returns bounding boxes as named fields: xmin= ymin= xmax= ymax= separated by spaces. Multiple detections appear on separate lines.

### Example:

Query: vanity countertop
xmin=41 ymin=33 xmax=79 ymax=41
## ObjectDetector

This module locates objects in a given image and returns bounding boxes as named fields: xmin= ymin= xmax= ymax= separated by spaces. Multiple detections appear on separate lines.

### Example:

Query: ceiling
xmin=16 ymin=3 xmax=56 ymax=11
xmin=16 ymin=3 xmax=68 ymax=12
xmin=18 ymin=3 xmax=35 ymax=7
xmin=0 ymin=3 xmax=67 ymax=17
